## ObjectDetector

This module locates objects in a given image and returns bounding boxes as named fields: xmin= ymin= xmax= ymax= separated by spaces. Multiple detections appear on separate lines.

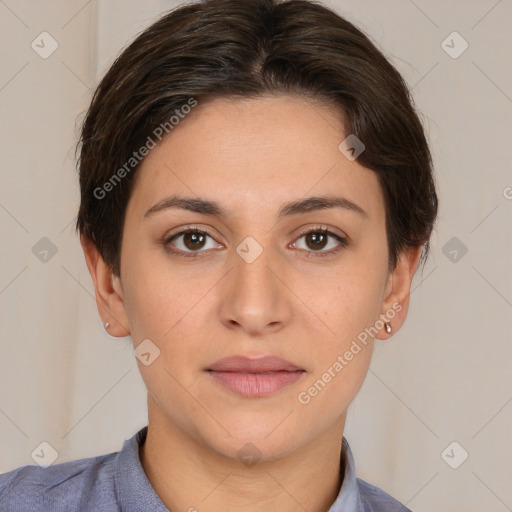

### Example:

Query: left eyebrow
xmin=144 ymin=195 xmax=228 ymax=219
xmin=143 ymin=194 xmax=369 ymax=220
xmin=277 ymin=195 xmax=369 ymax=221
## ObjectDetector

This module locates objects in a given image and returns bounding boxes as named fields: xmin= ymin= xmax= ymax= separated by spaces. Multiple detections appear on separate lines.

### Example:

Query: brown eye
xmin=164 ymin=228 xmax=221 ymax=257
xmin=294 ymin=228 xmax=348 ymax=257
xmin=304 ymin=231 xmax=328 ymax=250
xmin=182 ymin=231 xmax=207 ymax=250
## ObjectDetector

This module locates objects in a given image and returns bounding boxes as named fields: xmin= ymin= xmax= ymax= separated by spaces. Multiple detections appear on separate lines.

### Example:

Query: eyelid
xmin=290 ymin=224 xmax=349 ymax=258
xmin=293 ymin=224 xmax=348 ymax=243
xmin=164 ymin=224 xmax=222 ymax=243
xmin=163 ymin=225 xmax=223 ymax=257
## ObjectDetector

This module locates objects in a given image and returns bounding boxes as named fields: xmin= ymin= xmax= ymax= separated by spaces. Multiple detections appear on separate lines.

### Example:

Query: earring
xmin=104 ymin=321 xmax=110 ymax=330
xmin=385 ymin=322 xmax=392 ymax=334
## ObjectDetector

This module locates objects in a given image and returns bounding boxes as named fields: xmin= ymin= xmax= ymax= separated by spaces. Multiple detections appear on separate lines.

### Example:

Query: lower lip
xmin=208 ymin=370 xmax=305 ymax=398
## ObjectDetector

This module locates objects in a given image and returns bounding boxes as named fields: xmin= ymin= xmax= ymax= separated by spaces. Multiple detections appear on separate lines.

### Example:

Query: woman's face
xmin=95 ymin=96 xmax=417 ymax=460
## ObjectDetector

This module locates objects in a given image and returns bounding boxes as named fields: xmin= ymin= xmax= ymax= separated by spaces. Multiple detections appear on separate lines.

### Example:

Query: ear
xmin=80 ymin=235 xmax=131 ymax=337
xmin=375 ymin=245 xmax=423 ymax=340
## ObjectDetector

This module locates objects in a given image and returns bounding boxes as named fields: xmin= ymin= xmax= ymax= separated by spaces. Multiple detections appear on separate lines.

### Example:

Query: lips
xmin=206 ymin=356 xmax=305 ymax=398
xmin=206 ymin=355 xmax=304 ymax=373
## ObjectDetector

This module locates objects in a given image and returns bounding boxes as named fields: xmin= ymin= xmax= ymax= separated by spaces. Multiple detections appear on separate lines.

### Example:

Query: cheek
xmin=313 ymin=267 xmax=384 ymax=344
xmin=123 ymin=263 xmax=209 ymax=412
xmin=121 ymin=243 xmax=191 ymax=336
xmin=122 ymin=248 xmax=218 ymax=370
xmin=294 ymin=275 xmax=379 ymax=416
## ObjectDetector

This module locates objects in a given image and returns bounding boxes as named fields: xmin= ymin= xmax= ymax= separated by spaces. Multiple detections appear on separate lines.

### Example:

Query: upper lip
xmin=206 ymin=356 xmax=304 ymax=373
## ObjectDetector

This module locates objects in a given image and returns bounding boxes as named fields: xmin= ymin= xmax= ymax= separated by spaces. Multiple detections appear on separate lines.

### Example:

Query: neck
xmin=139 ymin=400 xmax=346 ymax=512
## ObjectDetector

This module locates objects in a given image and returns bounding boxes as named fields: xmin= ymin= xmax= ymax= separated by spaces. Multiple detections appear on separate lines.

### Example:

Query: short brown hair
xmin=76 ymin=0 xmax=438 ymax=277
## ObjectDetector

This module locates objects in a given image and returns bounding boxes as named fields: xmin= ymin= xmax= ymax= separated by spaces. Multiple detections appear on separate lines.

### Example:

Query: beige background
xmin=1 ymin=1 xmax=511 ymax=510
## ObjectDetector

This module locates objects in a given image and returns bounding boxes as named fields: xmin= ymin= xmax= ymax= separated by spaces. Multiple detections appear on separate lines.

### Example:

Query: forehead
xmin=126 ymin=96 xmax=384 ymax=222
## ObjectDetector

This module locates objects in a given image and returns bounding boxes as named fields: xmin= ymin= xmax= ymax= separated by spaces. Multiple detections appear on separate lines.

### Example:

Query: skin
xmin=81 ymin=95 xmax=421 ymax=512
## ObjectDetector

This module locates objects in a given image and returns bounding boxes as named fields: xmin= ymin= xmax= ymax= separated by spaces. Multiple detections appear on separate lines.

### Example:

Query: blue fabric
xmin=0 ymin=426 xmax=412 ymax=511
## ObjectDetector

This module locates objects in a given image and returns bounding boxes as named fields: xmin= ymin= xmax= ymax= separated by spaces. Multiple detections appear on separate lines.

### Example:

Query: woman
xmin=0 ymin=0 xmax=437 ymax=510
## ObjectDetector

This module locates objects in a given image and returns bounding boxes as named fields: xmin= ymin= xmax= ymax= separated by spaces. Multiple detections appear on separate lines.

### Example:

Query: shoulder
xmin=356 ymin=477 xmax=413 ymax=512
xmin=0 ymin=451 xmax=119 ymax=512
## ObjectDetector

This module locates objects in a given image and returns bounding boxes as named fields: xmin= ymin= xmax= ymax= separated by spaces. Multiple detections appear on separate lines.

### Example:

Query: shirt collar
xmin=116 ymin=426 xmax=365 ymax=512
xmin=327 ymin=437 xmax=365 ymax=512
xmin=116 ymin=426 xmax=168 ymax=512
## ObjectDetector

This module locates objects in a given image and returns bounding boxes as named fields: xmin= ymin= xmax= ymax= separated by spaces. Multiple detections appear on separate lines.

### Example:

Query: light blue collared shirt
xmin=0 ymin=426 xmax=412 ymax=511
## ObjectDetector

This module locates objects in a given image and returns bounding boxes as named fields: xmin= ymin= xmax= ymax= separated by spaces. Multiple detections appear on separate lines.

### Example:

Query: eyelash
xmin=163 ymin=225 xmax=348 ymax=259
xmin=295 ymin=226 xmax=348 ymax=258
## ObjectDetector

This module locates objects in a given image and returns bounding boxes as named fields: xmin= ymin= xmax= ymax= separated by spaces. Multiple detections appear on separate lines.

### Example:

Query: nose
xmin=218 ymin=243 xmax=292 ymax=337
